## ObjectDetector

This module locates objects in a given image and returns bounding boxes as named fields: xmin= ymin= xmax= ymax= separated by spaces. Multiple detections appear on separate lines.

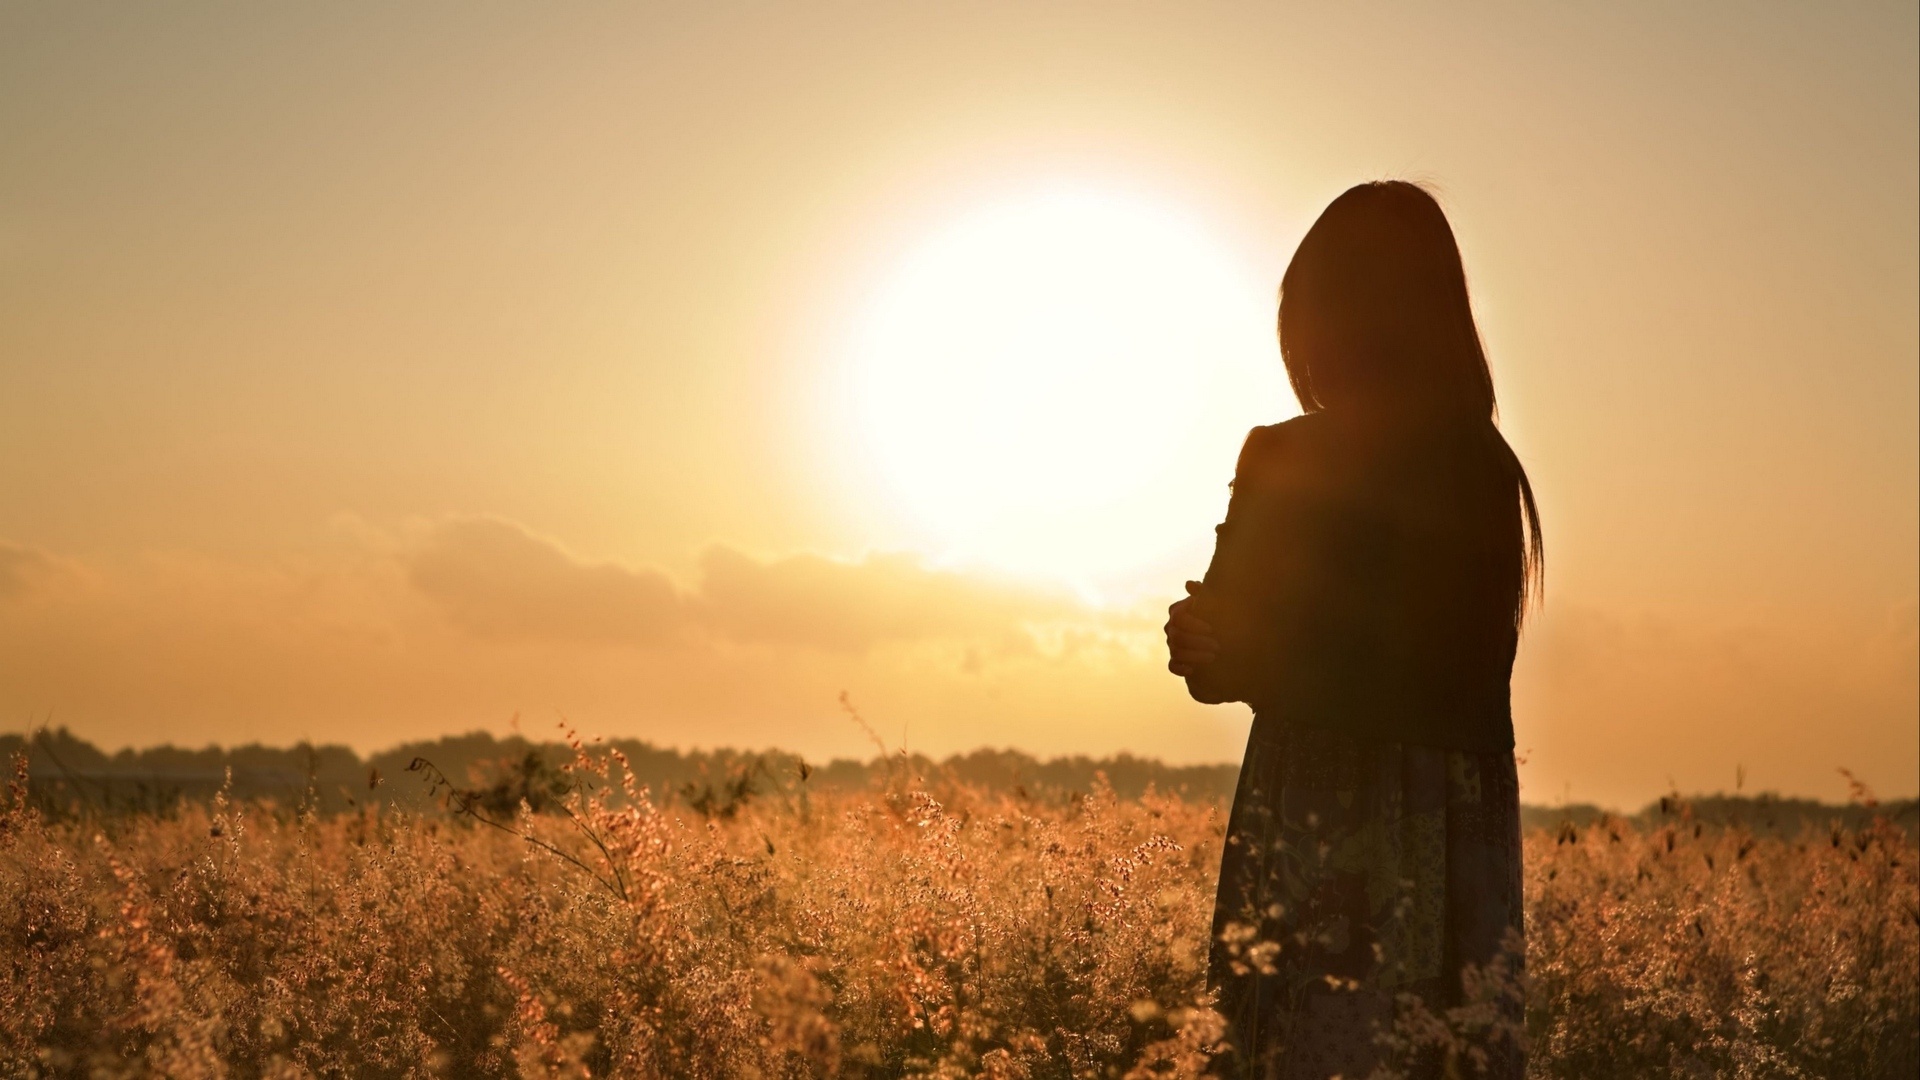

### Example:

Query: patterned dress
xmin=1206 ymin=718 xmax=1525 ymax=1079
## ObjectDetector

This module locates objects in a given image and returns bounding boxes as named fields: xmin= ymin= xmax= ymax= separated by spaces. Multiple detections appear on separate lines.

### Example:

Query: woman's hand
xmin=1165 ymin=580 xmax=1221 ymax=678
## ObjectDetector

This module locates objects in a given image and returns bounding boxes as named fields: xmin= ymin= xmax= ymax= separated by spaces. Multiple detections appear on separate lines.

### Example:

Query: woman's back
xmin=1206 ymin=410 xmax=1524 ymax=751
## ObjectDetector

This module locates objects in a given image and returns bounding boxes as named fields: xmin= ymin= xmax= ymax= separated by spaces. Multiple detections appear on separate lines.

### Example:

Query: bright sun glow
xmin=852 ymin=188 xmax=1289 ymax=589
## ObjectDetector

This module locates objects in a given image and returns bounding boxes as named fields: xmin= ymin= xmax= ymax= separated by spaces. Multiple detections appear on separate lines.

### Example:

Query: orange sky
xmin=2 ymin=2 xmax=1915 ymax=808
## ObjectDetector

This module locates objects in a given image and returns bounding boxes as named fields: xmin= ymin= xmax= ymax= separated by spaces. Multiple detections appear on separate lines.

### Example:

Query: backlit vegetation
xmin=0 ymin=735 xmax=1913 ymax=1078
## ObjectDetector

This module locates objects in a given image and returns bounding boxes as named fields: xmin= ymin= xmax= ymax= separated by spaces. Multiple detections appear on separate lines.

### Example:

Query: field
xmin=1 ymin=739 xmax=1915 ymax=1080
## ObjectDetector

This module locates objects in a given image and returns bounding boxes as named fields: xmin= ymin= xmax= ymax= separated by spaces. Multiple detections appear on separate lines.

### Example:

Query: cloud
xmin=0 ymin=525 xmax=1204 ymax=769
xmin=0 ymin=542 xmax=78 ymax=601
xmin=694 ymin=546 xmax=1082 ymax=651
xmin=406 ymin=517 xmax=685 ymax=644
xmin=2 ymin=523 xmax=1913 ymax=805
xmin=403 ymin=517 xmax=1087 ymax=652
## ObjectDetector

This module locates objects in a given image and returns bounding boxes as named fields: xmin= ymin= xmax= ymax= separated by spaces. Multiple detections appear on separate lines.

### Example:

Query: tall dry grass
xmin=0 ymin=744 xmax=1913 ymax=1079
xmin=1524 ymin=791 xmax=1917 ymax=1078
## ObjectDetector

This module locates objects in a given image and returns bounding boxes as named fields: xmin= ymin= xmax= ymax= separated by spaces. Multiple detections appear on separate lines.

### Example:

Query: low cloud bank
xmin=404 ymin=517 xmax=1083 ymax=651
xmin=408 ymin=518 xmax=686 ymax=644
xmin=0 ymin=542 xmax=81 ymax=600
xmin=0 ymin=519 xmax=1913 ymax=806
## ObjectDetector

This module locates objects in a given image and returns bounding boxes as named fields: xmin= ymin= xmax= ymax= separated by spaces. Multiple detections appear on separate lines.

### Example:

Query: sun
xmin=850 ymin=187 xmax=1289 ymax=589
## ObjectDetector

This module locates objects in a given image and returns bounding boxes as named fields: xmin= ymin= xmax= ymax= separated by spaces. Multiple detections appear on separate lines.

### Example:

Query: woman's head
xmin=1280 ymin=180 xmax=1544 ymax=620
xmin=1279 ymin=181 xmax=1493 ymax=418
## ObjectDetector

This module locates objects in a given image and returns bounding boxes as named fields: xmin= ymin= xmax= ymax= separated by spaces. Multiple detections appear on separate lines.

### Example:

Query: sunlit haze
xmin=0 ymin=1 xmax=1913 ymax=809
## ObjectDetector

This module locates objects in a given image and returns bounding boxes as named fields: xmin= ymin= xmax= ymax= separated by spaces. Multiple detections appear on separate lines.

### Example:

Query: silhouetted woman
xmin=1166 ymin=181 xmax=1541 ymax=1079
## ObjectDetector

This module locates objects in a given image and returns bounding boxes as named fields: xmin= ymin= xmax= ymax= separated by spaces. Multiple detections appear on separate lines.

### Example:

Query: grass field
xmin=1 ymin=741 xmax=1914 ymax=1079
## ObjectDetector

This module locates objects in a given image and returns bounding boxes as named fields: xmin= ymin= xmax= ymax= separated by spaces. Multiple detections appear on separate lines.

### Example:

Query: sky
xmin=1 ymin=1 xmax=1914 ymax=808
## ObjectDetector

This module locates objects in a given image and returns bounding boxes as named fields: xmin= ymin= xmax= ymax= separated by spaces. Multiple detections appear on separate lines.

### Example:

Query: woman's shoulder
xmin=1235 ymin=414 xmax=1333 ymax=486
xmin=1241 ymin=411 xmax=1328 ymax=450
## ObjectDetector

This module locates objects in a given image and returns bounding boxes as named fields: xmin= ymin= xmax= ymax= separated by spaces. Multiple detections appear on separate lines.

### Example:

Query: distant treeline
xmin=4 ymin=726 xmax=1912 ymax=835
xmin=1 ymin=726 xmax=1241 ymax=815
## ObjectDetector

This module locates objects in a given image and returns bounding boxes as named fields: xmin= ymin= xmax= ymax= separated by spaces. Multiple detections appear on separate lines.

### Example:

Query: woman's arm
xmin=1174 ymin=424 xmax=1301 ymax=707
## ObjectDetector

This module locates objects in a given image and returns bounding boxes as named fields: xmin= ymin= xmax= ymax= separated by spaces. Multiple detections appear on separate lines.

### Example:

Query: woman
xmin=1165 ymin=181 xmax=1541 ymax=1079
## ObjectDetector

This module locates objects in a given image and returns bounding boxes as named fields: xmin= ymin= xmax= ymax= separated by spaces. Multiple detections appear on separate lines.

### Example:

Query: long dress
xmin=1206 ymin=720 xmax=1524 ymax=1079
xmin=1189 ymin=414 xmax=1529 ymax=1079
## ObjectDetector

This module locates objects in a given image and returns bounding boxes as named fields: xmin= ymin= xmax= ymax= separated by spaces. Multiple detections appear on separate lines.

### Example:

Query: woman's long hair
xmin=1278 ymin=180 xmax=1545 ymax=623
